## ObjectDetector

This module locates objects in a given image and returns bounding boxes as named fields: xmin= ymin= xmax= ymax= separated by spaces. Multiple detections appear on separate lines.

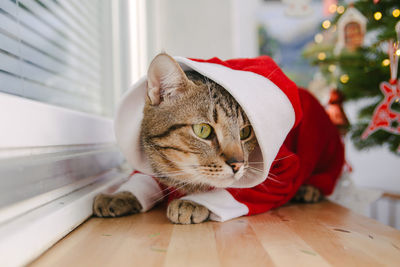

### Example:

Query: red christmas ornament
xmin=361 ymin=39 xmax=400 ymax=151
xmin=325 ymin=89 xmax=350 ymax=135
xmin=361 ymin=80 xmax=400 ymax=144
xmin=373 ymin=0 xmax=380 ymax=4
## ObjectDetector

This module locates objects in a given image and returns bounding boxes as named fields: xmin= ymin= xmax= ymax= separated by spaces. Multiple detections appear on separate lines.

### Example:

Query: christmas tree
xmin=303 ymin=0 xmax=400 ymax=154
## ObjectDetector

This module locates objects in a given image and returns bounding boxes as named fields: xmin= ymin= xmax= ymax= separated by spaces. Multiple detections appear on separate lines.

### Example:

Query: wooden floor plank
xmin=30 ymin=201 xmax=400 ymax=267
xmin=249 ymin=212 xmax=331 ymax=267
xmin=213 ymin=218 xmax=274 ymax=267
xmin=30 ymin=208 xmax=174 ymax=267
xmin=279 ymin=204 xmax=398 ymax=266
xmin=165 ymin=223 xmax=219 ymax=267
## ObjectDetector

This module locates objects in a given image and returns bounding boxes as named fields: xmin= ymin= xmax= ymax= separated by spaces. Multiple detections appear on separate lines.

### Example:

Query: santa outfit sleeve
xmin=115 ymin=171 xmax=163 ymax=212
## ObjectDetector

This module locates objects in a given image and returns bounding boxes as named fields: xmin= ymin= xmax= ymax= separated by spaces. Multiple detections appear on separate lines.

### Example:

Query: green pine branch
xmin=303 ymin=0 xmax=400 ymax=155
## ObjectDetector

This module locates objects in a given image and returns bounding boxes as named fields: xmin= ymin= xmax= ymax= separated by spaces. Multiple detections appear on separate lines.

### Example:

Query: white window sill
xmin=0 ymin=169 xmax=129 ymax=267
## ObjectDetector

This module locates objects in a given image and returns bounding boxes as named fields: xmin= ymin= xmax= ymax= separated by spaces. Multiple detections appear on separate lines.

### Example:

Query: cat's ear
xmin=147 ymin=53 xmax=188 ymax=105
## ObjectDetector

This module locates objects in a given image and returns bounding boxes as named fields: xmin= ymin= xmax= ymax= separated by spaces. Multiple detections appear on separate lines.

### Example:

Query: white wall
xmin=146 ymin=0 xmax=259 ymax=65
xmin=231 ymin=0 xmax=259 ymax=58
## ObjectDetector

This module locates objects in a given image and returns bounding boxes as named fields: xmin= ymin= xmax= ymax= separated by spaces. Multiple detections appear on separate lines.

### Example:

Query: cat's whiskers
xmin=144 ymin=170 xmax=193 ymax=198
xmin=246 ymin=168 xmax=286 ymax=185
xmin=243 ymin=172 xmax=277 ymax=193
xmin=273 ymin=154 xmax=294 ymax=162
xmin=153 ymin=170 xmax=187 ymax=176
xmin=153 ymin=168 xmax=206 ymax=189
xmin=246 ymin=166 xmax=263 ymax=172
xmin=249 ymin=154 xmax=295 ymax=164
xmin=266 ymin=176 xmax=287 ymax=184
xmin=145 ymin=177 xmax=189 ymax=203
xmin=149 ymin=173 xmax=206 ymax=206
xmin=147 ymin=163 xmax=230 ymax=200
xmin=254 ymin=181 xmax=272 ymax=193
xmin=247 ymin=166 xmax=278 ymax=178
xmin=236 ymin=172 xmax=271 ymax=194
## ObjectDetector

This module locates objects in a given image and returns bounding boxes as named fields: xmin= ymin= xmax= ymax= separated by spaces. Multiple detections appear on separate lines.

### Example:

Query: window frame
xmin=0 ymin=0 xmax=148 ymax=265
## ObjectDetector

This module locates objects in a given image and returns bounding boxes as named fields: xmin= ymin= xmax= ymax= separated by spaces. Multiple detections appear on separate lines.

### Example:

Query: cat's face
xmin=140 ymin=54 xmax=258 ymax=193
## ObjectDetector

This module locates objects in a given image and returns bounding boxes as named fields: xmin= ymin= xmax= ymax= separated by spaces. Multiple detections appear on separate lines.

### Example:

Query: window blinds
xmin=0 ymin=0 xmax=104 ymax=114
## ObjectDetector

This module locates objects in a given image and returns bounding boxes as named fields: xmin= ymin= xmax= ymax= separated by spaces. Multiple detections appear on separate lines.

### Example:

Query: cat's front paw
xmin=93 ymin=191 xmax=142 ymax=217
xmin=167 ymin=199 xmax=210 ymax=224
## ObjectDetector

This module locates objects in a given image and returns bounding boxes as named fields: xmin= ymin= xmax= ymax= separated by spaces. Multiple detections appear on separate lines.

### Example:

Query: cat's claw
xmin=93 ymin=191 xmax=142 ymax=217
xmin=167 ymin=199 xmax=210 ymax=224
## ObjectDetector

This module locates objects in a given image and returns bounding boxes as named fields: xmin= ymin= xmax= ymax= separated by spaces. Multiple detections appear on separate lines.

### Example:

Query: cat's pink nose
xmin=226 ymin=158 xmax=244 ymax=173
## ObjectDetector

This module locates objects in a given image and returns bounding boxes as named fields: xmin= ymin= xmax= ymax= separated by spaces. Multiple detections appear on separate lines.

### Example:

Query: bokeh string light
xmin=374 ymin=11 xmax=382 ymax=20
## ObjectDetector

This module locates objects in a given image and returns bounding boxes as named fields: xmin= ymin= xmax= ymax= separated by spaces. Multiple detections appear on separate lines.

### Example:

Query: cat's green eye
xmin=193 ymin=123 xmax=212 ymax=139
xmin=240 ymin=126 xmax=252 ymax=140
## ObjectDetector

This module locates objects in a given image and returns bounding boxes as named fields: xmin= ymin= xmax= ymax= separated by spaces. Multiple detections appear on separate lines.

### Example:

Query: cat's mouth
xmin=181 ymin=163 xmax=247 ymax=188
xmin=153 ymin=162 xmax=260 ymax=194
xmin=152 ymin=153 xmax=265 ymax=192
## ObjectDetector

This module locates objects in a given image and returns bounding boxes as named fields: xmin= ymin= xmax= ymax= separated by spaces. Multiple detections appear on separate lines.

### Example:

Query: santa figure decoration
xmin=325 ymin=89 xmax=350 ymax=135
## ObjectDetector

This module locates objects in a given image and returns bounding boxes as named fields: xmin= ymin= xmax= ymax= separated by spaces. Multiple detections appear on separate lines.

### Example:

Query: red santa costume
xmin=113 ymin=56 xmax=345 ymax=221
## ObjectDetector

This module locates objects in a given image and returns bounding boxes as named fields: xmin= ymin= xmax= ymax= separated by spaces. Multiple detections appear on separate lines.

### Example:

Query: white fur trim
xmin=114 ymin=76 xmax=151 ymax=173
xmin=116 ymin=173 xmax=163 ymax=212
xmin=181 ymin=189 xmax=249 ymax=222
xmin=114 ymin=57 xmax=295 ymax=187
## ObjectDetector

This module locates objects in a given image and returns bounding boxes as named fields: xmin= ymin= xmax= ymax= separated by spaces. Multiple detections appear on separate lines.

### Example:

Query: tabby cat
xmin=93 ymin=54 xmax=321 ymax=224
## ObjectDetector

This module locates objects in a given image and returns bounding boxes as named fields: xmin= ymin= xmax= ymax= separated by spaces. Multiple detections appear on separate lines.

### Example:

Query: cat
xmin=93 ymin=53 xmax=327 ymax=224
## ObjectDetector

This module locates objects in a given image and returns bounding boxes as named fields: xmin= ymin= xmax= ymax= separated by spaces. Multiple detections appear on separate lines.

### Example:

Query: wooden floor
xmin=30 ymin=201 xmax=400 ymax=267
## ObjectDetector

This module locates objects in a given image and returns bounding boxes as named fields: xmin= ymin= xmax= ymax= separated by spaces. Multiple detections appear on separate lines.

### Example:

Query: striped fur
xmin=140 ymin=70 xmax=258 ymax=194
